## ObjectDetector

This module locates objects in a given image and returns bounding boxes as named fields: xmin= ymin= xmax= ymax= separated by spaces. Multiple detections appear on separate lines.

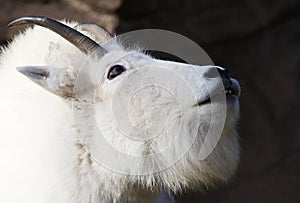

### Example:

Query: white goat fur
xmin=0 ymin=20 xmax=240 ymax=202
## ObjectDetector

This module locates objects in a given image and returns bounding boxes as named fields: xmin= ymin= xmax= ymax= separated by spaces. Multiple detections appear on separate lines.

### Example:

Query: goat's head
xmin=9 ymin=16 xmax=241 ymax=192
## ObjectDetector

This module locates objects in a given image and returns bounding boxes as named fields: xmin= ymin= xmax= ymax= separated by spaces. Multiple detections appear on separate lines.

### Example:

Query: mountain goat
xmin=0 ymin=16 xmax=241 ymax=202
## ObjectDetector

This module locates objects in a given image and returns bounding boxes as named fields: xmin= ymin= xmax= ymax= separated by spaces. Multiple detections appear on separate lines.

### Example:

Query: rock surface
xmin=0 ymin=0 xmax=121 ymax=44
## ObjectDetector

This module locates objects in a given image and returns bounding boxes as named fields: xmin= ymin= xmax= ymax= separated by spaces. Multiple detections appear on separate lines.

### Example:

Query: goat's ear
xmin=17 ymin=66 xmax=75 ymax=98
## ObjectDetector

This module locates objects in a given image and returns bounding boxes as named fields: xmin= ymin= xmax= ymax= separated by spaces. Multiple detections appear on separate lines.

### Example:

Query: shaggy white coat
xmin=0 ymin=21 xmax=240 ymax=202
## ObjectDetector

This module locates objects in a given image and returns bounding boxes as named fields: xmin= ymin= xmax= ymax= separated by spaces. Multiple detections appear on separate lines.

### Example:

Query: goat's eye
xmin=107 ymin=65 xmax=126 ymax=80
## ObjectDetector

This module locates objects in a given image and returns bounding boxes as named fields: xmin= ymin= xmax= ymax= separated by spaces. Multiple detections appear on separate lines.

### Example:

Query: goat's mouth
xmin=196 ymin=79 xmax=241 ymax=106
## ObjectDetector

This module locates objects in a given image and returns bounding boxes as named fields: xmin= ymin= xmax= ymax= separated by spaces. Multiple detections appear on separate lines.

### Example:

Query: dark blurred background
xmin=1 ymin=0 xmax=299 ymax=202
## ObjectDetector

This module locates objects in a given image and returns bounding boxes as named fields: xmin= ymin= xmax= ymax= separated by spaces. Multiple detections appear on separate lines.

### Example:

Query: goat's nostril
xmin=217 ymin=67 xmax=228 ymax=77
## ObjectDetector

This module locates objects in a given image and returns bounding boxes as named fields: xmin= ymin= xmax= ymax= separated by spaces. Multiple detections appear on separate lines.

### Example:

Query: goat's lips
xmin=196 ymin=97 xmax=211 ymax=106
xmin=196 ymin=88 xmax=239 ymax=106
xmin=225 ymin=87 xmax=236 ymax=96
xmin=223 ymin=77 xmax=240 ymax=97
xmin=229 ymin=79 xmax=241 ymax=97
xmin=196 ymin=78 xmax=240 ymax=106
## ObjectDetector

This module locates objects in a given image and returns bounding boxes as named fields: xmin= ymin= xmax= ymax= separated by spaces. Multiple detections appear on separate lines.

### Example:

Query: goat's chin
xmin=153 ymin=133 xmax=239 ymax=193
xmin=88 ymin=104 xmax=240 ymax=194
xmin=113 ymin=119 xmax=239 ymax=194
xmin=146 ymin=109 xmax=240 ymax=192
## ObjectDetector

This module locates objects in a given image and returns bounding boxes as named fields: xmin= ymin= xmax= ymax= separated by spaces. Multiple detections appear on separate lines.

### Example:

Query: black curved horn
xmin=8 ymin=16 xmax=107 ymax=56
